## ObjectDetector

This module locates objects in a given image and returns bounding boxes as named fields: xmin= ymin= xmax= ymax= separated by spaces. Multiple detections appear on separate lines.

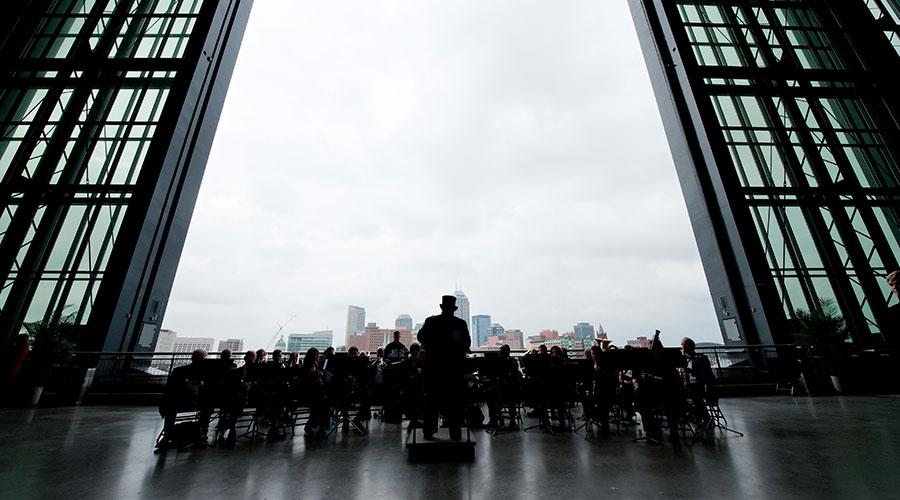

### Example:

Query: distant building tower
xmin=489 ymin=323 xmax=505 ymax=337
xmin=453 ymin=289 xmax=471 ymax=333
xmin=274 ymin=335 xmax=287 ymax=351
xmin=172 ymin=337 xmax=215 ymax=353
xmin=346 ymin=305 xmax=366 ymax=337
xmin=502 ymin=329 xmax=524 ymax=350
xmin=287 ymin=331 xmax=334 ymax=353
xmin=574 ymin=322 xmax=595 ymax=339
xmin=154 ymin=329 xmax=178 ymax=353
xmin=472 ymin=315 xmax=491 ymax=348
xmin=217 ymin=338 xmax=244 ymax=353
xmin=151 ymin=329 xmax=178 ymax=371
xmin=395 ymin=314 xmax=413 ymax=330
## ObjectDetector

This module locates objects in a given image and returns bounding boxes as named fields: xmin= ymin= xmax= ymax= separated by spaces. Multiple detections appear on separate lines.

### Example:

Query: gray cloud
xmin=163 ymin=0 xmax=722 ymax=350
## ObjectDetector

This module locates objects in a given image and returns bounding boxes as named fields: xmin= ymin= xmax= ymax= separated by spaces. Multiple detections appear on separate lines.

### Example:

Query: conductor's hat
xmin=440 ymin=295 xmax=458 ymax=311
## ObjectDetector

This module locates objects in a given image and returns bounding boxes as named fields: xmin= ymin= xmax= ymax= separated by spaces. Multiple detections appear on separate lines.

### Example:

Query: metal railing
xmin=68 ymin=344 xmax=812 ymax=399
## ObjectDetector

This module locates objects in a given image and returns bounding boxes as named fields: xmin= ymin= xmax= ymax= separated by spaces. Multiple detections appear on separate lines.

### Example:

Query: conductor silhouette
xmin=416 ymin=295 xmax=472 ymax=440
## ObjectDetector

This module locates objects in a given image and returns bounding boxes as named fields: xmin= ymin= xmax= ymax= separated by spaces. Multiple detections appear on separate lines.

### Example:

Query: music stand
xmin=326 ymin=356 xmax=371 ymax=437
xmin=522 ymin=356 xmax=560 ymax=434
xmin=472 ymin=356 xmax=520 ymax=437
xmin=569 ymin=359 xmax=610 ymax=439
xmin=704 ymin=400 xmax=744 ymax=436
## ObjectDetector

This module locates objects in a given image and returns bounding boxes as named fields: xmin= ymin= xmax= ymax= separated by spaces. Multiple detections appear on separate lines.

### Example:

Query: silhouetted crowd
xmin=157 ymin=330 xmax=718 ymax=450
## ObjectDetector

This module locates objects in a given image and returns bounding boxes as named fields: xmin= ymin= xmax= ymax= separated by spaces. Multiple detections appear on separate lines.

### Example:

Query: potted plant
xmin=22 ymin=313 xmax=78 ymax=405
xmin=792 ymin=298 xmax=851 ymax=393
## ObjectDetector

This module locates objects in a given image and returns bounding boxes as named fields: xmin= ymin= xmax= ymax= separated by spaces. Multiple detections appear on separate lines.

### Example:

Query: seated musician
xmin=618 ymin=345 xmax=636 ymax=421
xmin=320 ymin=346 xmax=335 ymax=383
xmin=367 ymin=348 xmax=386 ymax=408
xmin=523 ymin=344 xmax=568 ymax=431
xmin=158 ymin=349 xmax=214 ymax=448
xmin=522 ymin=344 xmax=547 ymax=418
xmin=681 ymin=337 xmax=715 ymax=427
xmin=217 ymin=350 xmax=256 ymax=448
xmin=341 ymin=346 xmax=372 ymax=431
xmin=251 ymin=349 xmax=291 ymax=440
xmin=384 ymin=331 xmax=407 ymax=364
xmin=634 ymin=332 xmax=681 ymax=444
xmin=585 ymin=345 xmax=616 ymax=433
xmin=486 ymin=344 xmax=523 ymax=429
xmin=294 ymin=347 xmax=330 ymax=436
xmin=400 ymin=343 xmax=426 ymax=426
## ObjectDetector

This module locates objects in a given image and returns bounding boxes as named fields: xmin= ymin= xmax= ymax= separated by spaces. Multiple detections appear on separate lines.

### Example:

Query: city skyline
xmin=162 ymin=295 xmax=679 ymax=350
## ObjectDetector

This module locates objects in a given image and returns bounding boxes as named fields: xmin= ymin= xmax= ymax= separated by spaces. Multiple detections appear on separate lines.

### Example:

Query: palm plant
xmin=792 ymin=298 xmax=850 ymax=373
xmin=22 ymin=313 xmax=78 ymax=384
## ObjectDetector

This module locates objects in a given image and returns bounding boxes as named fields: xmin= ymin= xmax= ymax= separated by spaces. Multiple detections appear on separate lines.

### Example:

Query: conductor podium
xmin=406 ymin=356 xmax=482 ymax=462
xmin=406 ymin=427 xmax=476 ymax=462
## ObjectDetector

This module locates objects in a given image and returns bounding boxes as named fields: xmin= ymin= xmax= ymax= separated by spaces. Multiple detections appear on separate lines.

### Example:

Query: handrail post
xmin=713 ymin=348 xmax=723 ymax=378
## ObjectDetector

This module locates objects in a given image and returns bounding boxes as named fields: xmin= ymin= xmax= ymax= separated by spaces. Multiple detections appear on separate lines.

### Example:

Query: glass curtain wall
xmin=662 ymin=0 xmax=900 ymax=344
xmin=0 ymin=0 xmax=205 ymax=336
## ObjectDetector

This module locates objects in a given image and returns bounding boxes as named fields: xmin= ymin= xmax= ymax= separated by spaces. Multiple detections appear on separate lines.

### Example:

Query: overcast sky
xmin=162 ymin=0 xmax=723 ymax=350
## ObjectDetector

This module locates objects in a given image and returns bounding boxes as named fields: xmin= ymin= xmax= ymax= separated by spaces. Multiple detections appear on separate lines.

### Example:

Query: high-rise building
xmin=217 ymin=338 xmax=244 ymax=353
xmin=502 ymin=328 xmax=524 ymax=350
xmin=154 ymin=329 xmax=177 ymax=353
xmin=489 ymin=323 xmax=505 ymax=337
xmin=574 ymin=322 xmax=595 ymax=339
xmin=150 ymin=328 xmax=178 ymax=371
xmin=625 ymin=336 xmax=651 ymax=349
xmin=395 ymin=314 xmax=413 ymax=330
xmin=472 ymin=314 xmax=491 ymax=348
xmin=287 ymin=331 xmax=334 ymax=353
xmin=453 ymin=289 xmax=470 ymax=333
xmin=346 ymin=305 xmax=366 ymax=337
xmin=0 ymin=2 xmax=254 ymax=352
xmin=172 ymin=337 xmax=215 ymax=353
xmin=347 ymin=323 xmax=414 ymax=353
xmin=631 ymin=0 xmax=900 ymax=346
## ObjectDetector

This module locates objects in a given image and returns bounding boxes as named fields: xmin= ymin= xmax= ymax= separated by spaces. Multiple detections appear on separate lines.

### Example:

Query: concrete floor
xmin=1 ymin=396 xmax=899 ymax=499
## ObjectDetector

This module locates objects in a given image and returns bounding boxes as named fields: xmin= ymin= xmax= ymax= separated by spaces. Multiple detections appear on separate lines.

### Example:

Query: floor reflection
xmin=1 ymin=396 xmax=900 ymax=499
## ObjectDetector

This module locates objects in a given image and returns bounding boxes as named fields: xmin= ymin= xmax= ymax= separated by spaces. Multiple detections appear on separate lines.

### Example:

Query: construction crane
xmin=266 ymin=314 xmax=296 ymax=350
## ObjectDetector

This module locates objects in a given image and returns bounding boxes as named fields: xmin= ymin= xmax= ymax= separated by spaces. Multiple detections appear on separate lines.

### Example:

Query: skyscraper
xmin=453 ymin=288 xmax=470 ymax=333
xmin=287 ymin=331 xmax=334 ymax=353
xmin=217 ymin=338 xmax=244 ymax=353
xmin=0 ymin=1 xmax=254 ymax=351
xmin=631 ymin=0 xmax=900 ymax=346
xmin=395 ymin=314 xmax=413 ymax=330
xmin=472 ymin=314 xmax=491 ymax=348
xmin=346 ymin=305 xmax=366 ymax=337
xmin=172 ymin=337 xmax=215 ymax=353
xmin=574 ymin=322 xmax=595 ymax=339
